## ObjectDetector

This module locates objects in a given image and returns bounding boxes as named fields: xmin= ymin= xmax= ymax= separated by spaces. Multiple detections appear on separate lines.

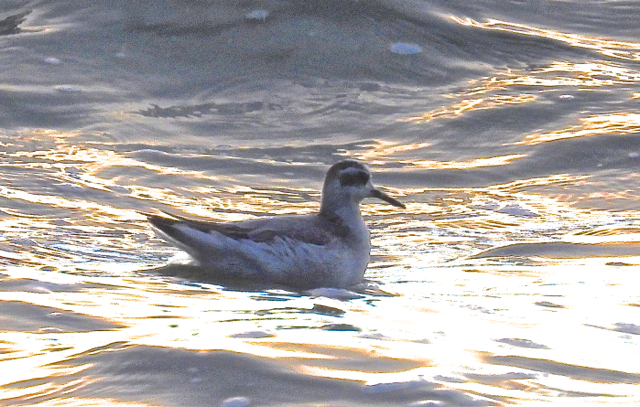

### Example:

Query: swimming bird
xmin=148 ymin=160 xmax=405 ymax=289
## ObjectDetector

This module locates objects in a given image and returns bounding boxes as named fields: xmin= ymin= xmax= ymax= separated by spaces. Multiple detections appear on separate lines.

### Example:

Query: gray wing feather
xmin=148 ymin=212 xmax=347 ymax=246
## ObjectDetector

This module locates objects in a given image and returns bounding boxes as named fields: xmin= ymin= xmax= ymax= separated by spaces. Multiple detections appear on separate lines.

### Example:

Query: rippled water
xmin=1 ymin=1 xmax=639 ymax=406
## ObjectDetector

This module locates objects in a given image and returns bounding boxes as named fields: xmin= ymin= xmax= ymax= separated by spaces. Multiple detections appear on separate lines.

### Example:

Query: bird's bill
xmin=371 ymin=189 xmax=405 ymax=209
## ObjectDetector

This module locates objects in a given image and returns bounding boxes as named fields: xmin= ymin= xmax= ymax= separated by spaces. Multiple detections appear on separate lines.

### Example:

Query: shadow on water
xmin=144 ymin=263 xmax=294 ymax=292
xmin=144 ymin=263 xmax=397 ymax=300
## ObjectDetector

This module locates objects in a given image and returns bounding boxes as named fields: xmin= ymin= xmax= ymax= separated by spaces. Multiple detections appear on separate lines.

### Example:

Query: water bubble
xmin=245 ymin=9 xmax=268 ymax=22
xmin=409 ymin=401 xmax=444 ymax=407
xmin=221 ymin=396 xmax=250 ymax=407
xmin=44 ymin=57 xmax=61 ymax=65
xmin=55 ymin=85 xmax=81 ymax=93
xmin=229 ymin=330 xmax=275 ymax=339
xmin=10 ymin=238 xmax=37 ymax=246
xmin=40 ymin=327 xmax=64 ymax=333
xmin=363 ymin=379 xmax=427 ymax=395
xmin=389 ymin=42 xmax=422 ymax=55
xmin=497 ymin=203 xmax=537 ymax=218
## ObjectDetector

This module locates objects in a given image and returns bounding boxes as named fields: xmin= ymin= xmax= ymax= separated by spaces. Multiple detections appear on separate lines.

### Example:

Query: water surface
xmin=1 ymin=1 xmax=639 ymax=406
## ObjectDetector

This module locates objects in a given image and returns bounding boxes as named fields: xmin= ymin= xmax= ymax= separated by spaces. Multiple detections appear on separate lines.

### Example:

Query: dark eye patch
xmin=338 ymin=171 xmax=370 ymax=187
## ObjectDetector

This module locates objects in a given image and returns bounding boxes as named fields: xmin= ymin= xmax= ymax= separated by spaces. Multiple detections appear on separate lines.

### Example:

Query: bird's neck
xmin=320 ymin=197 xmax=363 ymax=226
xmin=320 ymin=197 xmax=369 ymax=250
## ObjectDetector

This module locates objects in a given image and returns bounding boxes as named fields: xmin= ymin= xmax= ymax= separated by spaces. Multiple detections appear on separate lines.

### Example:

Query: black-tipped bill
xmin=371 ymin=189 xmax=405 ymax=209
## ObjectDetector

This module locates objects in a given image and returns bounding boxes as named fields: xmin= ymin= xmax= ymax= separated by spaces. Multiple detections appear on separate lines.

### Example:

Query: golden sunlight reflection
xmin=7 ymin=378 xmax=92 ymax=402
xmin=405 ymin=94 xmax=536 ymax=123
xmin=336 ymin=140 xmax=525 ymax=171
xmin=538 ymin=61 xmax=640 ymax=84
xmin=12 ymin=129 xmax=80 ymax=141
xmin=458 ymin=61 xmax=640 ymax=99
xmin=451 ymin=17 xmax=640 ymax=61
xmin=2 ymin=130 xmax=229 ymax=201
xmin=403 ymin=59 xmax=640 ymax=126
xmin=2 ymin=233 xmax=640 ymax=405
xmin=398 ymin=174 xmax=587 ymax=197
xmin=2 ymin=130 xmax=640 ymax=405
xmin=214 ymin=185 xmax=318 ymax=216
xmin=0 ymin=185 xmax=139 ymax=220
xmin=484 ymin=174 xmax=589 ymax=193
xmin=10 ymin=145 xmax=220 ymax=186
xmin=400 ymin=154 xmax=525 ymax=170
xmin=24 ymin=398 xmax=160 ymax=406
xmin=1 ymin=133 xmax=333 ymax=222
xmin=517 ymin=112 xmax=640 ymax=145
xmin=365 ymin=172 xmax=635 ymax=267
xmin=337 ymin=140 xmax=432 ymax=162
xmin=295 ymin=364 xmax=429 ymax=384
xmin=256 ymin=341 xmax=431 ymax=367
xmin=568 ymin=226 xmax=640 ymax=244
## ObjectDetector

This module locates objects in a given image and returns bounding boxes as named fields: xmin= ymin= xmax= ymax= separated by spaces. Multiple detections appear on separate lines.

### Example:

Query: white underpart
xmin=173 ymin=223 xmax=368 ymax=287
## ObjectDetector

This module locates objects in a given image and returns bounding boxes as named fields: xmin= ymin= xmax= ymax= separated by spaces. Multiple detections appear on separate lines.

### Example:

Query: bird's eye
xmin=339 ymin=171 xmax=370 ymax=187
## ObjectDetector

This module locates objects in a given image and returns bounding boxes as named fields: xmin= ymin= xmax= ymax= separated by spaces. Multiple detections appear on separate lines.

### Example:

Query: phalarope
xmin=148 ymin=160 xmax=405 ymax=289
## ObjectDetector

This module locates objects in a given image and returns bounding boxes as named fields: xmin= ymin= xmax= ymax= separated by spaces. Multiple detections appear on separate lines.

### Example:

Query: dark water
xmin=1 ymin=1 xmax=640 ymax=406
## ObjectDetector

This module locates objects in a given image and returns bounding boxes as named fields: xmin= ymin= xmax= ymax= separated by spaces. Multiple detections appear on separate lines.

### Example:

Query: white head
xmin=320 ymin=160 xmax=405 ymax=217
